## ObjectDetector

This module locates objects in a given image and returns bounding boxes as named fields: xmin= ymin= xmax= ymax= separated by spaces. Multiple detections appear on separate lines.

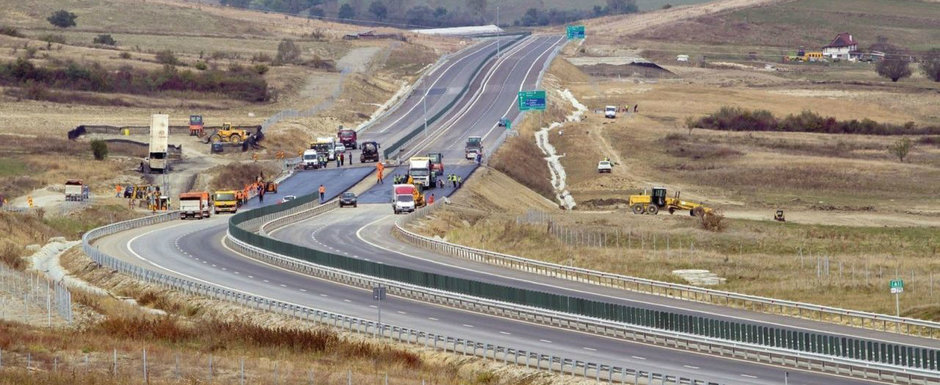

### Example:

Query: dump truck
xmin=148 ymin=114 xmax=169 ymax=173
xmin=337 ymin=129 xmax=357 ymax=149
xmin=312 ymin=137 xmax=336 ymax=160
xmin=360 ymin=141 xmax=380 ymax=163
xmin=189 ymin=115 xmax=204 ymax=136
xmin=628 ymin=187 xmax=712 ymax=216
xmin=65 ymin=179 xmax=85 ymax=201
xmin=409 ymin=156 xmax=433 ymax=189
xmin=213 ymin=190 xmax=240 ymax=214
xmin=465 ymin=136 xmax=482 ymax=160
xmin=392 ymin=184 xmax=423 ymax=214
xmin=179 ymin=191 xmax=211 ymax=219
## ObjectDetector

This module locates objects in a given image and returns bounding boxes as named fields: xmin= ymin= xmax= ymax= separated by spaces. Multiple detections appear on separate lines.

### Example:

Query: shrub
xmin=154 ymin=50 xmax=178 ymax=65
xmin=700 ymin=211 xmax=725 ymax=232
xmin=252 ymin=63 xmax=269 ymax=75
xmin=119 ymin=51 xmax=131 ymax=59
xmin=889 ymin=137 xmax=912 ymax=162
xmin=93 ymin=34 xmax=116 ymax=46
xmin=40 ymin=34 xmax=66 ymax=44
xmin=0 ymin=26 xmax=22 ymax=37
xmin=250 ymin=52 xmax=271 ymax=63
xmin=194 ymin=61 xmax=208 ymax=70
xmin=90 ymin=140 xmax=108 ymax=160
xmin=688 ymin=107 xmax=940 ymax=135
xmin=274 ymin=39 xmax=301 ymax=65
xmin=47 ymin=10 xmax=77 ymax=28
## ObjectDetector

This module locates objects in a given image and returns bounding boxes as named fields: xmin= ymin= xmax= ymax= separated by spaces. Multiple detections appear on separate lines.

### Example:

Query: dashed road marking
xmin=343 ymin=299 xmax=351 ymax=303
xmin=397 ymin=311 xmax=407 ymax=314
xmin=299 ymin=289 xmax=306 ymax=292
xmin=683 ymin=365 xmax=699 ymax=370
xmin=462 ymin=324 xmax=474 ymax=328
xmin=428 ymin=317 xmax=438 ymax=321
xmin=740 ymin=374 xmax=758 ymax=379
xmin=583 ymin=347 xmax=597 ymax=352
xmin=499 ymin=331 xmax=511 ymax=335
xmin=631 ymin=356 xmax=646 ymax=360
xmin=539 ymin=339 xmax=552 ymax=344
xmin=369 ymin=305 xmax=377 ymax=308
xmin=320 ymin=294 xmax=328 ymax=297
xmin=279 ymin=284 xmax=287 ymax=288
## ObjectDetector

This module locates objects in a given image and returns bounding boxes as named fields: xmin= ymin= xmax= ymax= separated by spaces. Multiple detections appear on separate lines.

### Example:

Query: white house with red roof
xmin=823 ymin=33 xmax=858 ymax=60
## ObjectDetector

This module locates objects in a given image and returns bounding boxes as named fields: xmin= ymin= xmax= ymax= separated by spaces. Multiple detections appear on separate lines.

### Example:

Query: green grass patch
xmin=0 ymin=158 xmax=28 ymax=177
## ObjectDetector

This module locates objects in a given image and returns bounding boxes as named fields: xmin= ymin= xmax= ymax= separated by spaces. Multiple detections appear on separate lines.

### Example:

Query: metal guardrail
xmin=80 ymin=213 xmax=718 ymax=385
xmin=228 ymin=200 xmax=940 ymax=384
xmin=394 ymin=204 xmax=940 ymax=340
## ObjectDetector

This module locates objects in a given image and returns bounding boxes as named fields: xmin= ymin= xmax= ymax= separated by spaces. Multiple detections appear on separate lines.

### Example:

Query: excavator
xmin=628 ymin=187 xmax=712 ymax=217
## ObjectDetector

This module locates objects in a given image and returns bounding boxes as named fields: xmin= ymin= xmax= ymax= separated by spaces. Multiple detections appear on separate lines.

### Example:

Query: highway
xmin=89 ymin=34 xmax=934 ymax=384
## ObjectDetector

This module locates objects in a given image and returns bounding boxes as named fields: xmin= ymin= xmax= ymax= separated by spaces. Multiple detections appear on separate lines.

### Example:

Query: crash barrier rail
xmin=394 ymin=204 xmax=940 ymax=339
xmin=67 ymin=124 xmax=261 ymax=140
xmin=382 ymin=33 xmax=529 ymax=160
xmin=227 ymin=198 xmax=940 ymax=384
xmin=80 ymin=213 xmax=718 ymax=385
xmin=227 ymin=194 xmax=940 ymax=378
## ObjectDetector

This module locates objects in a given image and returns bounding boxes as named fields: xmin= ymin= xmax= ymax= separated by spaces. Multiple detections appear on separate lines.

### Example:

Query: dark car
xmin=339 ymin=192 xmax=358 ymax=208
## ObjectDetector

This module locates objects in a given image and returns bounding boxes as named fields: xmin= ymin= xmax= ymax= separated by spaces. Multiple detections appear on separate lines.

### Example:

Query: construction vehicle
xmin=179 ymin=191 xmax=211 ymax=219
xmin=427 ymin=152 xmax=444 ymax=176
xmin=213 ymin=190 xmax=240 ymax=214
xmin=337 ymin=128 xmax=357 ymax=149
xmin=408 ymin=156 xmax=433 ymax=189
xmin=189 ymin=115 xmax=204 ymax=136
xmin=464 ymin=136 xmax=483 ymax=160
xmin=360 ymin=141 xmax=380 ymax=163
xmin=65 ymin=179 xmax=86 ymax=201
xmin=148 ymin=114 xmax=169 ymax=173
xmin=208 ymin=123 xmax=250 ymax=144
xmin=774 ymin=210 xmax=786 ymax=222
xmin=628 ymin=187 xmax=712 ymax=216
xmin=311 ymin=137 xmax=337 ymax=160
xmin=392 ymin=184 xmax=424 ymax=214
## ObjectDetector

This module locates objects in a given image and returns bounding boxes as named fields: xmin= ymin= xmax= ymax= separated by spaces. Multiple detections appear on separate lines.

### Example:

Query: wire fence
xmin=0 ymin=263 xmax=72 ymax=326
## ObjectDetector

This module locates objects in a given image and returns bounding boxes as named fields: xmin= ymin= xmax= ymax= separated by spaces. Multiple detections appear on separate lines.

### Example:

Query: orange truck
xmin=179 ymin=191 xmax=211 ymax=219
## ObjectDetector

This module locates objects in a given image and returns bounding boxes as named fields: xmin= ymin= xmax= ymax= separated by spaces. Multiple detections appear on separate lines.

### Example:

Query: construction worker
xmin=407 ymin=175 xmax=413 ymax=185
xmin=318 ymin=184 xmax=326 ymax=203
xmin=27 ymin=196 xmax=33 ymax=208
xmin=376 ymin=162 xmax=385 ymax=184
xmin=115 ymin=184 xmax=122 ymax=197
xmin=339 ymin=152 xmax=345 ymax=166
xmin=428 ymin=193 xmax=435 ymax=205
xmin=335 ymin=154 xmax=341 ymax=167
xmin=457 ymin=175 xmax=463 ymax=188
xmin=257 ymin=184 xmax=264 ymax=203
xmin=449 ymin=174 xmax=457 ymax=188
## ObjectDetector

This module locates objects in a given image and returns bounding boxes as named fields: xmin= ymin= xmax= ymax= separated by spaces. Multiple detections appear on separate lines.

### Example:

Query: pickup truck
xmin=597 ymin=160 xmax=612 ymax=173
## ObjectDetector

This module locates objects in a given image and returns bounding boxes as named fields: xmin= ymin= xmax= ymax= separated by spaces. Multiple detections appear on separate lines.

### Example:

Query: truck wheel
xmin=647 ymin=205 xmax=659 ymax=215
xmin=209 ymin=134 xmax=222 ymax=143
xmin=229 ymin=134 xmax=242 ymax=143
xmin=631 ymin=204 xmax=645 ymax=215
xmin=668 ymin=207 xmax=676 ymax=215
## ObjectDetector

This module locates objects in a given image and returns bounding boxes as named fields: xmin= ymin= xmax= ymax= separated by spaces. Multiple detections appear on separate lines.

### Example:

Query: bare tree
xmin=889 ymin=137 xmax=913 ymax=162
xmin=876 ymin=48 xmax=912 ymax=82
xmin=921 ymin=48 xmax=940 ymax=82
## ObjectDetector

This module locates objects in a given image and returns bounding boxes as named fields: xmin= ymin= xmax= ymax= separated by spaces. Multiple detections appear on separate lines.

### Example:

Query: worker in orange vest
xmin=375 ymin=162 xmax=385 ymax=184
xmin=427 ymin=193 xmax=434 ymax=205
xmin=116 ymin=184 xmax=122 ymax=198
xmin=318 ymin=184 xmax=326 ymax=204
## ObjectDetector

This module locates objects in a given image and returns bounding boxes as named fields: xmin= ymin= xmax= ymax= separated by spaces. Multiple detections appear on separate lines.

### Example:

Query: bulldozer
xmin=628 ymin=187 xmax=712 ymax=217
xmin=207 ymin=123 xmax=250 ymax=144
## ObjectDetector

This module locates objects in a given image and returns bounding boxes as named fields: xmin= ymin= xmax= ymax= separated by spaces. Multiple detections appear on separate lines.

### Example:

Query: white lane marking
xmin=263 ymin=279 xmax=269 ymax=283
xmin=221 ymin=267 xmax=227 ymax=271
xmin=299 ymin=289 xmax=306 ymax=292
xmin=499 ymin=331 xmax=511 ymax=335
xmin=539 ymin=339 xmax=552 ymax=344
xmin=211 ymin=264 xmax=217 ymax=267
xmin=247 ymin=275 xmax=253 ymax=279
xmin=683 ymin=365 xmax=699 ymax=370
xmin=397 ymin=311 xmax=407 ymax=314
xmin=319 ymin=294 xmax=328 ymax=297
xmin=740 ymin=374 xmax=758 ymax=379
xmin=369 ymin=305 xmax=377 ymax=308
xmin=427 ymin=317 xmax=438 ymax=321
xmin=280 ymin=284 xmax=287 ymax=288
xmin=462 ymin=324 xmax=474 ymax=328
xmin=233 ymin=271 xmax=239 ymax=275
xmin=202 ymin=261 xmax=207 ymax=264
xmin=631 ymin=356 xmax=646 ymax=360
xmin=344 ymin=299 xmax=351 ymax=303
xmin=582 ymin=347 xmax=597 ymax=351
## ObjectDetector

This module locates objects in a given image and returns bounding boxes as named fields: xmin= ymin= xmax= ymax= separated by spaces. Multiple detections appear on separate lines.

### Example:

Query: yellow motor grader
xmin=628 ymin=187 xmax=712 ymax=217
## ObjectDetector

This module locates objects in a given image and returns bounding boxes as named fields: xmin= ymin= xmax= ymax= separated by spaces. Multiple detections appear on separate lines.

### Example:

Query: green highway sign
xmin=890 ymin=279 xmax=904 ymax=294
xmin=566 ymin=25 xmax=585 ymax=39
xmin=518 ymin=90 xmax=546 ymax=111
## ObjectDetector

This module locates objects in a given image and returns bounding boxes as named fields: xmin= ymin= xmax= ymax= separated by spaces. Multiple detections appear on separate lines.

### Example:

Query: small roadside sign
xmin=372 ymin=286 xmax=386 ymax=301
xmin=566 ymin=25 xmax=585 ymax=40
xmin=890 ymin=279 xmax=904 ymax=294
xmin=518 ymin=90 xmax=546 ymax=111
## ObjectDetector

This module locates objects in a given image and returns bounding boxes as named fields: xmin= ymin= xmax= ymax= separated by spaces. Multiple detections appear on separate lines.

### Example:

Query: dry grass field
xmin=413 ymin=0 xmax=939 ymax=318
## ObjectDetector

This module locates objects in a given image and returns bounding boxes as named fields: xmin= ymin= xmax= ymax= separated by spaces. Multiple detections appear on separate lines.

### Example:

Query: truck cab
xmin=427 ymin=152 xmax=444 ymax=176
xmin=65 ymin=179 xmax=85 ymax=201
xmin=188 ymin=115 xmax=204 ymax=136
xmin=179 ymin=191 xmax=211 ymax=219
xmin=360 ymin=141 xmax=380 ymax=163
xmin=213 ymin=190 xmax=239 ymax=214
xmin=312 ymin=137 xmax=336 ymax=160
xmin=464 ymin=136 xmax=482 ymax=160
xmin=337 ymin=129 xmax=357 ymax=149
xmin=302 ymin=149 xmax=321 ymax=169
xmin=408 ymin=157 xmax=433 ymax=188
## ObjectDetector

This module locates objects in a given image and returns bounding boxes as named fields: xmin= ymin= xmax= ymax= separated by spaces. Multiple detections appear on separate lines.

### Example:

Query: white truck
xmin=408 ymin=157 xmax=432 ymax=188
xmin=312 ymin=137 xmax=336 ymax=160
xmin=302 ymin=149 xmax=321 ymax=169
xmin=178 ymin=191 xmax=211 ymax=220
xmin=64 ymin=179 xmax=85 ymax=201
xmin=392 ymin=184 xmax=418 ymax=214
xmin=148 ymin=114 xmax=169 ymax=173
xmin=605 ymin=106 xmax=617 ymax=119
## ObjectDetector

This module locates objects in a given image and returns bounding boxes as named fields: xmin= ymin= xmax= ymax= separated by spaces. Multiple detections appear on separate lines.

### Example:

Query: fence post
xmin=143 ymin=348 xmax=148 ymax=383
xmin=113 ymin=348 xmax=117 ymax=375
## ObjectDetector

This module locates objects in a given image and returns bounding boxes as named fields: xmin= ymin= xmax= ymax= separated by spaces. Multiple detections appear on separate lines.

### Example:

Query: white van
xmin=605 ymin=106 xmax=617 ymax=119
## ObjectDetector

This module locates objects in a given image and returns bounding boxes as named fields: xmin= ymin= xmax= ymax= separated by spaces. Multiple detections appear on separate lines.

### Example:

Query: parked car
xmin=597 ymin=160 xmax=612 ymax=173
xmin=339 ymin=192 xmax=357 ymax=208
xmin=280 ymin=195 xmax=296 ymax=204
xmin=335 ymin=143 xmax=346 ymax=155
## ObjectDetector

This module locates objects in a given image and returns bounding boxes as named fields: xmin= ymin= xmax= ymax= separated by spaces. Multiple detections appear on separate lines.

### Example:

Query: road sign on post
xmin=517 ymin=90 xmax=546 ymax=111
xmin=890 ymin=279 xmax=904 ymax=293
xmin=566 ymin=25 xmax=585 ymax=39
